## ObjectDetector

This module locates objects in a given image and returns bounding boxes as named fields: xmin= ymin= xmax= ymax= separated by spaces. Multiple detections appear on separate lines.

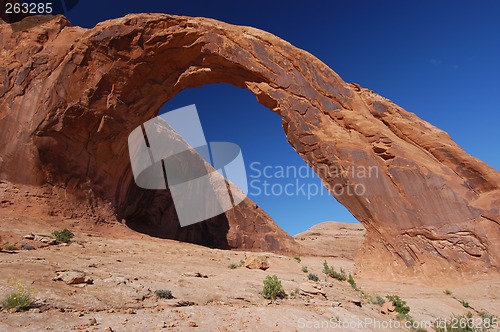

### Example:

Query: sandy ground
xmin=0 ymin=187 xmax=499 ymax=331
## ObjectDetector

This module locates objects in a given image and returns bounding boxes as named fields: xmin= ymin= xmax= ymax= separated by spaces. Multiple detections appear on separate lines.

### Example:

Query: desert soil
xmin=0 ymin=184 xmax=499 ymax=331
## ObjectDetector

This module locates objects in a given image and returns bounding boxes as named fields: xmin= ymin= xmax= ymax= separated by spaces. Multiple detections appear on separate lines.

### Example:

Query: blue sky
xmin=66 ymin=1 xmax=500 ymax=235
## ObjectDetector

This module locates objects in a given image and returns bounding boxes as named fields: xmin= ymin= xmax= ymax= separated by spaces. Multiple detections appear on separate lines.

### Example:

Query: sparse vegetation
xmin=479 ymin=311 xmax=497 ymax=322
xmin=155 ymin=289 xmax=173 ymax=299
xmin=444 ymin=289 xmax=452 ymax=295
xmin=289 ymin=288 xmax=300 ymax=299
xmin=294 ymin=256 xmax=301 ymax=263
xmin=52 ymin=229 xmax=74 ymax=244
xmin=4 ymin=244 xmax=18 ymax=251
xmin=347 ymin=274 xmax=358 ymax=290
xmin=301 ymin=266 xmax=308 ymax=273
xmin=228 ymin=263 xmax=238 ymax=269
xmin=322 ymin=261 xmax=347 ymax=281
xmin=386 ymin=295 xmax=410 ymax=315
xmin=262 ymin=275 xmax=286 ymax=300
xmin=2 ymin=282 xmax=32 ymax=311
xmin=308 ymin=273 xmax=319 ymax=282
xmin=396 ymin=312 xmax=414 ymax=323
xmin=460 ymin=299 xmax=470 ymax=308
xmin=367 ymin=294 xmax=385 ymax=306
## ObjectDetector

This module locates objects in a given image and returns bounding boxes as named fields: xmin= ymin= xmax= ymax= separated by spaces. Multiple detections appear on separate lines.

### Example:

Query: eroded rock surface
xmin=0 ymin=14 xmax=499 ymax=277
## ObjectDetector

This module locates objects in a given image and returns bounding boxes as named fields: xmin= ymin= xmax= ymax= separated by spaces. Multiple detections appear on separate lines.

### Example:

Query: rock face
xmin=1 ymin=14 xmax=499 ymax=278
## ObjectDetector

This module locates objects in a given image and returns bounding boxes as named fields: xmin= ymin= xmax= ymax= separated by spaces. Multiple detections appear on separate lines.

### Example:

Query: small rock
xmin=157 ymin=321 xmax=166 ymax=328
xmin=188 ymin=321 xmax=198 ymax=327
xmin=166 ymin=321 xmax=178 ymax=328
xmin=54 ymin=271 xmax=93 ymax=285
xmin=89 ymin=317 xmax=97 ymax=326
xmin=36 ymin=235 xmax=58 ymax=245
xmin=182 ymin=272 xmax=208 ymax=278
xmin=104 ymin=276 xmax=129 ymax=285
xmin=173 ymin=300 xmax=196 ymax=307
xmin=299 ymin=282 xmax=327 ymax=298
xmin=23 ymin=233 xmax=35 ymax=240
xmin=103 ymin=327 xmax=114 ymax=332
xmin=352 ymin=300 xmax=362 ymax=307
xmin=29 ymin=308 xmax=41 ymax=313
xmin=244 ymin=255 xmax=270 ymax=270
xmin=21 ymin=244 xmax=35 ymax=250
xmin=126 ymin=308 xmax=136 ymax=314
xmin=381 ymin=301 xmax=395 ymax=314
xmin=332 ymin=301 xmax=342 ymax=307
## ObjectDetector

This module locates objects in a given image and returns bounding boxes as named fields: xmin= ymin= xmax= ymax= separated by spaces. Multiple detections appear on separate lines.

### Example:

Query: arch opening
xmin=115 ymin=83 xmax=358 ymax=248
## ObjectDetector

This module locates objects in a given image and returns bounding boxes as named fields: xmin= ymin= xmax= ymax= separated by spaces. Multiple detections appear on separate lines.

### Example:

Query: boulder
xmin=244 ymin=255 xmax=270 ymax=270
xmin=54 ymin=271 xmax=93 ymax=285
xmin=381 ymin=301 xmax=396 ymax=314
xmin=299 ymin=282 xmax=327 ymax=298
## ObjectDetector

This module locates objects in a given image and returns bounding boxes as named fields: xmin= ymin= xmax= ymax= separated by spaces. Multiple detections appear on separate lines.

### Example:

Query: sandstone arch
xmin=1 ymin=14 xmax=499 ymax=278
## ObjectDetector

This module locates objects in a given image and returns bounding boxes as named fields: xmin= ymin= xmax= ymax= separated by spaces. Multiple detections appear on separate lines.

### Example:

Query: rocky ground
xmin=294 ymin=222 xmax=366 ymax=260
xmin=0 ymin=185 xmax=499 ymax=331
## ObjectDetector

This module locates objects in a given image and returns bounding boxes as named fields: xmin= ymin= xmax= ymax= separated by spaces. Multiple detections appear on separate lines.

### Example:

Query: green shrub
xmin=262 ymin=275 xmax=286 ymax=300
xmin=52 ymin=229 xmax=74 ymax=244
xmin=460 ymin=299 xmax=470 ymax=308
xmin=294 ymin=256 xmax=301 ymax=263
xmin=4 ymin=244 xmax=18 ymax=251
xmin=2 ymin=282 xmax=32 ymax=311
xmin=308 ymin=273 xmax=319 ymax=282
xmin=348 ymin=274 xmax=358 ymax=290
xmin=155 ymin=289 xmax=173 ymax=299
xmin=228 ymin=263 xmax=238 ymax=269
xmin=396 ymin=312 xmax=413 ymax=322
xmin=301 ymin=266 xmax=308 ymax=273
xmin=386 ymin=295 xmax=410 ymax=315
xmin=289 ymin=288 xmax=300 ymax=299
xmin=322 ymin=261 xmax=331 ymax=274
xmin=322 ymin=261 xmax=347 ymax=281
xmin=479 ymin=311 xmax=497 ymax=322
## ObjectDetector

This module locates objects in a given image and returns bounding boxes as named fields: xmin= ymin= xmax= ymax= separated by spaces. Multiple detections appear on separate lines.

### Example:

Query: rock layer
xmin=0 ymin=14 xmax=499 ymax=277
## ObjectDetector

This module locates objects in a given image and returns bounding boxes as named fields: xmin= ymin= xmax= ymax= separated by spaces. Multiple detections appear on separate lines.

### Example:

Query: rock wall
xmin=0 ymin=14 xmax=499 ymax=277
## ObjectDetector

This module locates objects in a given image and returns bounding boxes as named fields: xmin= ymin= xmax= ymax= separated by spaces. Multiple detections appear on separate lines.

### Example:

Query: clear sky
xmin=65 ymin=1 xmax=500 ymax=235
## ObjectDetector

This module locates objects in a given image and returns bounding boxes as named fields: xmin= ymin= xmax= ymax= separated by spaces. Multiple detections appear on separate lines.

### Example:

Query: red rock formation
xmin=1 ymin=14 xmax=499 ymax=277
